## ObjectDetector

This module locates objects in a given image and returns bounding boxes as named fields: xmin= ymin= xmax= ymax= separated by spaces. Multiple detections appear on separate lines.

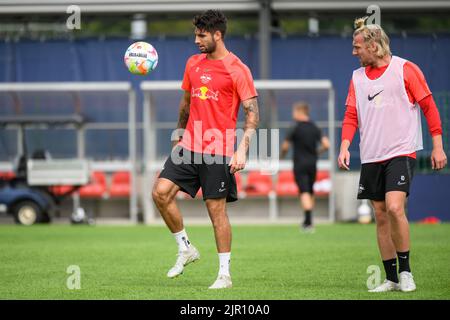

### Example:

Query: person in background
xmin=281 ymin=102 xmax=330 ymax=232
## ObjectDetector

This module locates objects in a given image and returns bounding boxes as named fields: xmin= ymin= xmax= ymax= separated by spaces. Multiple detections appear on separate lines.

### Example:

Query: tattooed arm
xmin=239 ymin=97 xmax=260 ymax=152
xmin=230 ymin=97 xmax=259 ymax=173
xmin=173 ymin=91 xmax=191 ymax=148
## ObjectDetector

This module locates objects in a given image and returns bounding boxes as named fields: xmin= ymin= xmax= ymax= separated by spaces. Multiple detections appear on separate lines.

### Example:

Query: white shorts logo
xmin=397 ymin=175 xmax=407 ymax=186
xmin=358 ymin=184 xmax=365 ymax=194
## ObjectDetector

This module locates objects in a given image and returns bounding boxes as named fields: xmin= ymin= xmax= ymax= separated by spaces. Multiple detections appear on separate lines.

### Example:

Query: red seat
xmin=245 ymin=171 xmax=273 ymax=196
xmin=79 ymin=171 xmax=107 ymax=198
xmin=276 ymin=171 xmax=299 ymax=196
xmin=109 ymin=171 xmax=130 ymax=197
xmin=0 ymin=171 xmax=15 ymax=180
xmin=313 ymin=170 xmax=331 ymax=196
xmin=50 ymin=185 xmax=76 ymax=196
xmin=316 ymin=170 xmax=330 ymax=181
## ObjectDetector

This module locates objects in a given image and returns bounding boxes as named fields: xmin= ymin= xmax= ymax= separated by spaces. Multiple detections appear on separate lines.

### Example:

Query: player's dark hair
xmin=193 ymin=10 xmax=227 ymax=39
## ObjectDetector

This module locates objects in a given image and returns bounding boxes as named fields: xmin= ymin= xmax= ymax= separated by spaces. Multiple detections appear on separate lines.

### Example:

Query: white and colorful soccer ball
xmin=124 ymin=41 xmax=158 ymax=75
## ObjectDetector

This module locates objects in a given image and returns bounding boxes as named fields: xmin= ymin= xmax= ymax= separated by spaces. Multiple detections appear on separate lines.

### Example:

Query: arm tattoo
xmin=177 ymin=94 xmax=190 ymax=129
xmin=173 ymin=93 xmax=190 ymax=148
xmin=242 ymin=98 xmax=259 ymax=131
xmin=177 ymin=107 xmax=190 ymax=129
xmin=240 ymin=97 xmax=260 ymax=151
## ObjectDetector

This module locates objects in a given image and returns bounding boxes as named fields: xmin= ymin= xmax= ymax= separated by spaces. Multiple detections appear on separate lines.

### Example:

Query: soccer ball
xmin=124 ymin=41 xmax=158 ymax=75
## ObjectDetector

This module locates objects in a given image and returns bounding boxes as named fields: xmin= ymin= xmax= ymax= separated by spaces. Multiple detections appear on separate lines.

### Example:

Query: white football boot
xmin=167 ymin=245 xmax=200 ymax=278
xmin=208 ymin=275 xmax=232 ymax=289
xmin=399 ymin=272 xmax=416 ymax=292
xmin=368 ymin=279 xmax=400 ymax=293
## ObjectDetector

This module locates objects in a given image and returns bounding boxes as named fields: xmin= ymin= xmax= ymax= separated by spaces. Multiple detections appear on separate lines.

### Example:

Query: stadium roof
xmin=1 ymin=0 xmax=450 ymax=14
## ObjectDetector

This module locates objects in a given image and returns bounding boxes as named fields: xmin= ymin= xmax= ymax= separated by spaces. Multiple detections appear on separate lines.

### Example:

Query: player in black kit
xmin=280 ymin=102 xmax=330 ymax=232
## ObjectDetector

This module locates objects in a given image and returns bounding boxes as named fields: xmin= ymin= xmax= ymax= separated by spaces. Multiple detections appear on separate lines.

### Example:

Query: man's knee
xmin=206 ymin=200 xmax=228 ymax=227
xmin=374 ymin=208 xmax=390 ymax=226
xmin=152 ymin=182 xmax=173 ymax=206
xmin=387 ymin=202 xmax=405 ymax=219
xmin=372 ymin=201 xmax=389 ymax=226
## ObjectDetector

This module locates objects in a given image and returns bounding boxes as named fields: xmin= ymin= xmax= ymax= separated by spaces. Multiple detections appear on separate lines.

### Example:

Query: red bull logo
xmin=200 ymin=74 xmax=212 ymax=84
xmin=192 ymin=86 xmax=219 ymax=101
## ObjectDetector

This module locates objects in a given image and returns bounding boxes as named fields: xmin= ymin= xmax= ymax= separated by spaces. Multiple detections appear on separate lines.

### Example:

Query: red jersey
xmin=342 ymin=60 xmax=442 ymax=161
xmin=179 ymin=52 xmax=257 ymax=157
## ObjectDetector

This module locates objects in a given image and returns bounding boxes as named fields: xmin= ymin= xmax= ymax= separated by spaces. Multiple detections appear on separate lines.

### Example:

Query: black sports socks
xmin=382 ymin=258 xmax=399 ymax=283
xmin=397 ymin=251 xmax=411 ymax=273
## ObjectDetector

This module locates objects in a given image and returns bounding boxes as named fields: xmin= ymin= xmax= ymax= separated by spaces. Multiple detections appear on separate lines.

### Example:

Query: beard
xmin=359 ymin=58 xmax=371 ymax=67
xmin=199 ymin=40 xmax=216 ymax=54
xmin=359 ymin=55 xmax=377 ymax=67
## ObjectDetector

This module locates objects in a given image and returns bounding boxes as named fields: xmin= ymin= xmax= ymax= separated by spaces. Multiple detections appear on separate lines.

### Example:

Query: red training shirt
xmin=179 ymin=52 xmax=257 ymax=157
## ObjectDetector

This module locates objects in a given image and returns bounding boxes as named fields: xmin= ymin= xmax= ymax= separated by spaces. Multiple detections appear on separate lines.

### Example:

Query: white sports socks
xmin=218 ymin=252 xmax=231 ymax=277
xmin=173 ymin=229 xmax=191 ymax=252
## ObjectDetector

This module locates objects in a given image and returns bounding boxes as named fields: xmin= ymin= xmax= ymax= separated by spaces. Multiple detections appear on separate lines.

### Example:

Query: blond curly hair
xmin=353 ymin=16 xmax=391 ymax=58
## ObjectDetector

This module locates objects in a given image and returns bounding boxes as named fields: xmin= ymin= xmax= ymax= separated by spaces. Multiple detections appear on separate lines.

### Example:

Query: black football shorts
xmin=158 ymin=147 xmax=238 ymax=202
xmin=357 ymin=156 xmax=416 ymax=201
xmin=294 ymin=165 xmax=317 ymax=195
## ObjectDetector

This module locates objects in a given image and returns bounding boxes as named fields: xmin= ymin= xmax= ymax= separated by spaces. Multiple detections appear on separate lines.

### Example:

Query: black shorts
xmin=158 ymin=147 xmax=238 ymax=202
xmin=294 ymin=165 xmax=317 ymax=195
xmin=357 ymin=156 xmax=416 ymax=201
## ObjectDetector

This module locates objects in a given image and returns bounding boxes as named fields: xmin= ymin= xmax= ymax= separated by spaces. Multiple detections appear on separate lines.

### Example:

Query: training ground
xmin=1 ymin=223 xmax=449 ymax=300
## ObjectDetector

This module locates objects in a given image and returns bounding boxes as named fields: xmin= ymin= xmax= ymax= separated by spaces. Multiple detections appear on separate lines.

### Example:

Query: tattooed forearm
xmin=177 ymin=92 xmax=191 ymax=129
xmin=173 ymin=92 xmax=190 ymax=148
xmin=242 ymin=98 xmax=259 ymax=131
xmin=177 ymin=106 xmax=190 ymax=129
xmin=239 ymin=97 xmax=260 ymax=152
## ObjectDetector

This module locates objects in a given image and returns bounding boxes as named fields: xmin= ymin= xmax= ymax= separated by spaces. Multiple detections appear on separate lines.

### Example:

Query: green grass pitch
xmin=0 ymin=223 xmax=449 ymax=300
